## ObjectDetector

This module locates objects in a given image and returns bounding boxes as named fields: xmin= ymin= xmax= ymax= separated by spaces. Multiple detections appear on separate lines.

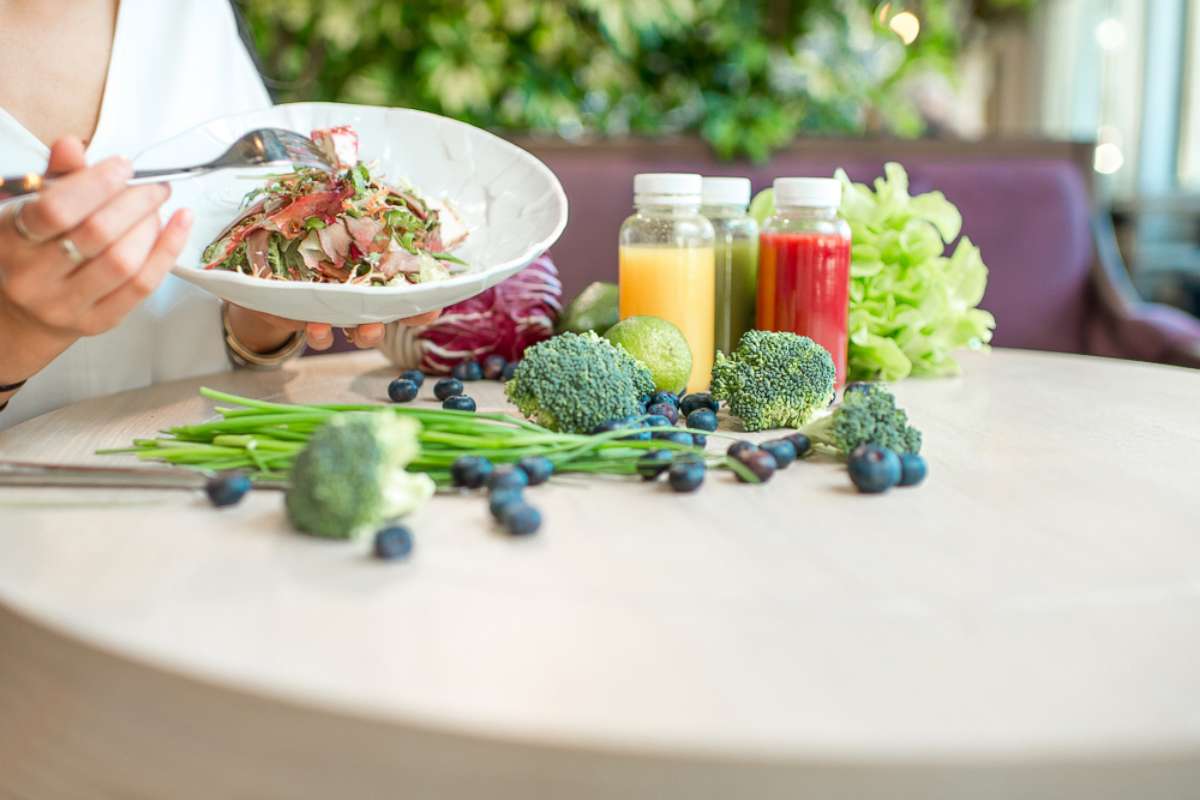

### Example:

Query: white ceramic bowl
xmin=137 ymin=102 xmax=568 ymax=325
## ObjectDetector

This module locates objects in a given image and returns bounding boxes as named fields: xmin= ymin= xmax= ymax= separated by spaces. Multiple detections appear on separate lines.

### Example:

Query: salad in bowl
xmin=202 ymin=126 xmax=469 ymax=288
xmin=136 ymin=103 xmax=567 ymax=326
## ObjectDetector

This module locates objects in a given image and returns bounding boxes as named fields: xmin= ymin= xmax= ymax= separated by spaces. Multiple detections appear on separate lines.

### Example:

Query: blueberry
xmin=651 ymin=390 xmax=680 ymax=408
xmin=657 ymin=430 xmax=694 ymax=447
xmin=614 ymin=416 xmax=649 ymax=437
xmin=480 ymin=354 xmax=506 ymax=380
xmin=452 ymin=361 xmax=483 ymax=381
xmin=680 ymin=392 xmax=719 ymax=416
xmin=451 ymin=455 xmax=494 ymax=489
xmin=785 ymin=433 xmax=812 ymax=458
xmin=398 ymin=369 xmax=425 ymax=388
xmin=898 ymin=453 xmax=927 ymax=487
xmin=517 ymin=455 xmax=555 ymax=486
xmin=691 ymin=433 xmax=707 ymax=448
xmin=668 ymin=461 xmax=705 ymax=492
xmin=488 ymin=467 xmax=529 ymax=492
xmin=591 ymin=419 xmax=625 ymax=435
xmin=727 ymin=440 xmax=758 ymax=460
xmin=638 ymin=394 xmax=652 ymax=412
xmin=489 ymin=488 xmax=524 ymax=520
xmin=646 ymin=402 xmax=679 ymax=425
xmin=502 ymin=503 xmax=542 ymax=536
xmin=848 ymin=444 xmax=902 ymax=493
xmin=735 ymin=450 xmax=776 ymax=483
xmin=387 ymin=378 xmax=419 ymax=403
xmin=844 ymin=381 xmax=873 ymax=396
xmin=373 ymin=525 xmax=414 ymax=560
xmin=205 ymin=472 xmax=251 ymax=507
xmin=443 ymin=395 xmax=476 ymax=412
xmin=760 ymin=439 xmax=797 ymax=470
xmin=621 ymin=426 xmax=652 ymax=442
xmin=592 ymin=417 xmax=646 ymax=439
xmin=501 ymin=361 xmax=518 ymax=381
xmin=642 ymin=413 xmax=673 ymax=430
xmin=636 ymin=450 xmax=673 ymax=480
xmin=686 ymin=408 xmax=718 ymax=432
xmin=433 ymin=377 xmax=464 ymax=401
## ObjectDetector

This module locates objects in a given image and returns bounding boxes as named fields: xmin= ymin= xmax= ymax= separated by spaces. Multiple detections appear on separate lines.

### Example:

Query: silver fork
xmin=0 ymin=460 xmax=288 ymax=491
xmin=0 ymin=128 xmax=333 ymax=201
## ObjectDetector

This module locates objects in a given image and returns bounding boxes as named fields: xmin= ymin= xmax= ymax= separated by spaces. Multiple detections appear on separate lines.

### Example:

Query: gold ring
xmin=59 ymin=236 xmax=84 ymax=266
xmin=11 ymin=201 xmax=43 ymax=243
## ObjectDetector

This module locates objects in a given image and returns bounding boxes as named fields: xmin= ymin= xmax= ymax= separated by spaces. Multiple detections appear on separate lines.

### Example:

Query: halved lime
xmin=557 ymin=281 xmax=619 ymax=335
xmin=748 ymin=187 xmax=775 ymax=227
xmin=604 ymin=316 xmax=692 ymax=394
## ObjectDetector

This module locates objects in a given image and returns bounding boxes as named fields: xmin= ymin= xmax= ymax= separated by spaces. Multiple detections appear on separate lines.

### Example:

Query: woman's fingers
xmin=18 ymin=156 xmax=132 ymax=241
xmin=90 ymin=209 xmax=192 ymax=328
xmin=397 ymin=310 xmax=441 ymax=326
xmin=350 ymin=323 xmax=384 ymax=348
xmin=305 ymin=323 xmax=334 ymax=350
xmin=65 ymin=183 xmax=171 ymax=262
xmin=45 ymin=137 xmax=88 ymax=177
xmin=240 ymin=316 xmax=433 ymax=352
xmin=65 ymin=213 xmax=161 ymax=310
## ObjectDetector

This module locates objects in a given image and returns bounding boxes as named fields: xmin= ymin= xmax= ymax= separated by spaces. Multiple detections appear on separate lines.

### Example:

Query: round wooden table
xmin=1 ymin=349 xmax=1198 ymax=798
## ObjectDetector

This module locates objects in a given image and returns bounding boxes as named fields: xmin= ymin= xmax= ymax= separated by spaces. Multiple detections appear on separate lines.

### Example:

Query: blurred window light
xmin=1097 ymin=123 xmax=1123 ymax=146
xmin=1094 ymin=141 xmax=1126 ymax=174
xmin=890 ymin=11 xmax=920 ymax=45
xmin=1178 ymin=0 xmax=1200 ymax=186
xmin=1095 ymin=17 xmax=1127 ymax=52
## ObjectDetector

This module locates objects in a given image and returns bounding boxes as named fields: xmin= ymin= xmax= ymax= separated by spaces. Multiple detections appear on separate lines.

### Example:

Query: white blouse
xmin=0 ymin=0 xmax=271 ymax=430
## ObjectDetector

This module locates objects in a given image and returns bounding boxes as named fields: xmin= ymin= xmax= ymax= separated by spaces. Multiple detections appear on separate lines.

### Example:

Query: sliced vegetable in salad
xmin=201 ymin=126 xmax=468 ymax=287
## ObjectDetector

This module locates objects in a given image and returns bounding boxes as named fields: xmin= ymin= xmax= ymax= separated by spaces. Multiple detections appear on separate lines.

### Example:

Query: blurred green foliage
xmin=239 ymin=0 xmax=1032 ymax=161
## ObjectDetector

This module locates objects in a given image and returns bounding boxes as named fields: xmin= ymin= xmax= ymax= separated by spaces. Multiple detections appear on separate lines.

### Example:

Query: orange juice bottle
xmin=618 ymin=174 xmax=716 ymax=392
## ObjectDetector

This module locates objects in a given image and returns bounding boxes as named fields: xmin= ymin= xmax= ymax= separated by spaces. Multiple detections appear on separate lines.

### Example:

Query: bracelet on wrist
xmin=221 ymin=305 xmax=306 ymax=370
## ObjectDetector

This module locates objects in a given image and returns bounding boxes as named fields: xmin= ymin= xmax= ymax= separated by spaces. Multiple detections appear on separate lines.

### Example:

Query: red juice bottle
xmin=757 ymin=178 xmax=851 ymax=386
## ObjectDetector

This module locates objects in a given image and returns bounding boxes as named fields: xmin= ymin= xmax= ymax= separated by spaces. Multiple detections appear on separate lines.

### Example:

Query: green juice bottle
xmin=701 ymin=177 xmax=759 ymax=355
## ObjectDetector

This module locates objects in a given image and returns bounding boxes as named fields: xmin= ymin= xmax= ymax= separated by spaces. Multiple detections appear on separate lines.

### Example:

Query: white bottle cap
xmin=701 ymin=177 xmax=751 ymax=207
xmin=634 ymin=173 xmax=702 ymax=205
xmin=773 ymin=177 xmax=841 ymax=208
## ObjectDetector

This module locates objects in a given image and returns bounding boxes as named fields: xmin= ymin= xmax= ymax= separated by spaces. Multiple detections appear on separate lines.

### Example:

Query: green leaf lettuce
xmin=835 ymin=163 xmax=995 ymax=381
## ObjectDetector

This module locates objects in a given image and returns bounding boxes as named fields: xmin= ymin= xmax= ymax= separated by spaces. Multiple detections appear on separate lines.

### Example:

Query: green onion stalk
xmin=98 ymin=388 xmax=756 ymax=486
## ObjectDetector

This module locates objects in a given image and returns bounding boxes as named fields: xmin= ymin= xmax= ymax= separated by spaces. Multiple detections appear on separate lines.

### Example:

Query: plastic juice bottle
xmin=701 ymin=177 xmax=758 ymax=356
xmin=757 ymin=177 xmax=852 ymax=386
xmin=618 ymin=173 xmax=716 ymax=392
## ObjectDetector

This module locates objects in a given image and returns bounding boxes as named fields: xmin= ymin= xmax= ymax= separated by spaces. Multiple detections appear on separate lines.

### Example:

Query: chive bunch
xmin=100 ymin=388 xmax=754 ymax=486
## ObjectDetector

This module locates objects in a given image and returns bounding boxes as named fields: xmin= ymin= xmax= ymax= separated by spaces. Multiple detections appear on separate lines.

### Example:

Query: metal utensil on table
xmin=0 ymin=461 xmax=287 ymax=491
xmin=0 ymin=128 xmax=332 ymax=201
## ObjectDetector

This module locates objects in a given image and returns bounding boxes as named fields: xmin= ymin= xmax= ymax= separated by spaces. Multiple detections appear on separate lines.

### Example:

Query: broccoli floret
xmin=709 ymin=330 xmax=836 ymax=431
xmin=285 ymin=412 xmax=434 ymax=538
xmin=800 ymin=383 xmax=922 ymax=456
xmin=505 ymin=331 xmax=655 ymax=433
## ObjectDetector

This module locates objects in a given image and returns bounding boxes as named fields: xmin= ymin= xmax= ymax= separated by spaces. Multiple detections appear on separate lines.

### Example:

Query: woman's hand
xmin=0 ymin=137 xmax=191 ymax=390
xmin=225 ymin=306 xmax=440 ymax=354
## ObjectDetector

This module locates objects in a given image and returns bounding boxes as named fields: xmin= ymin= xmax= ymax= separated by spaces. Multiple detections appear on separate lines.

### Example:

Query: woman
xmin=0 ymin=0 xmax=435 ymax=430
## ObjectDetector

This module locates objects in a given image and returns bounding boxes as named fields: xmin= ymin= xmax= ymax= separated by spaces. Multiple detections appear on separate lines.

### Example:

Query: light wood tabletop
xmin=1 ymin=348 xmax=1198 ymax=799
